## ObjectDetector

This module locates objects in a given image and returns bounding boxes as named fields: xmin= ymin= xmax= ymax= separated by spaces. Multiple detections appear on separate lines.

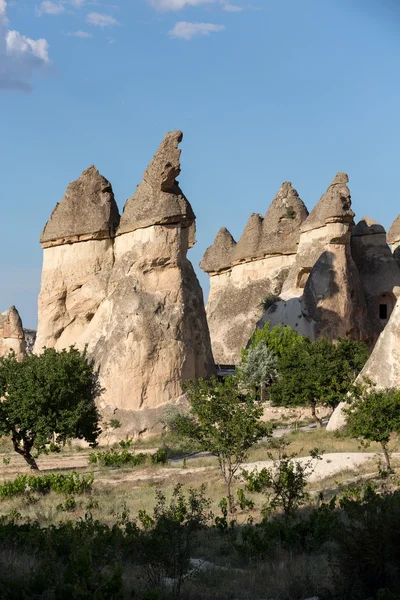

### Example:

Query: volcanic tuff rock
xmin=0 ymin=306 xmax=26 ymax=361
xmin=35 ymin=131 xmax=214 ymax=436
xmin=259 ymin=182 xmax=309 ymax=255
xmin=300 ymin=172 xmax=354 ymax=233
xmin=281 ymin=173 xmax=356 ymax=299
xmin=327 ymin=294 xmax=400 ymax=431
xmin=40 ymin=166 xmax=120 ymax=247
xmin=118 ymin=130 xmax=195 ymax=235
xmin=199 ymin=227 xmax=237 ymax=273
xmin=387 ymin=214 xmax=400 ymax=250
xmin=351 ymin=217 xmax=400 ymax=344
xmin=201 ymin=182 xmax=307 ymax=364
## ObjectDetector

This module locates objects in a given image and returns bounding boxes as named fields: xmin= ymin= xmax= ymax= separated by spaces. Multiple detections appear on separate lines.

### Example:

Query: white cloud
xmin=222 ymin=2 xmax=243 ymax=11
xmin=69 ymin=0 xmax=86 ymax=6
xmin=37 ymin=1 xmax=65 ymax=15
xmin=86 ymin=12 xmax=119 ymax=27
xmin=0 ymin=1 xmax=51 ymax=92
xmin=68 ymin=30 xmax=93 ymax=38
xmin=149 ymin=0 xmax=214 ymax=10
xmin=169 ymin=21 xmax=225 ymax=40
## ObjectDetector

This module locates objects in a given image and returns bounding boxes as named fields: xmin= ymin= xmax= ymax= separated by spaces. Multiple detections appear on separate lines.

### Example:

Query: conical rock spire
xmin=40 ymin=166 xmax=120 ymax=247
xmin=118 ymin=130 xmax=195 ymax=235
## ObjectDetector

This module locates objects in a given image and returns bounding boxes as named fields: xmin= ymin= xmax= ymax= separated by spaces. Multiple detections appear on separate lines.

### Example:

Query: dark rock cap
xmin=40 ymin=166 xmax=120 ymax=247
xmin=118 ymin=131 xmax=195 ymax=235
xmin=387 ymin=215 xmax=400 ymax=245
xmin=199 ymin=227 xmax=237 ymax=273
xmin=232 ymin=213 xmax=263 ymax=263
xmin=301 ymin=173 xmax=354 ymax=233
xmin=259 ymin=182 xmax=309 ymax=255
xmin=352 ymin=217 xmax=386 ymax=237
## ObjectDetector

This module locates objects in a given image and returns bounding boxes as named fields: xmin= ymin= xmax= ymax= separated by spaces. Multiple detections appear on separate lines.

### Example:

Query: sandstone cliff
xmin=35 ymin=131 xmax=214 ymax=436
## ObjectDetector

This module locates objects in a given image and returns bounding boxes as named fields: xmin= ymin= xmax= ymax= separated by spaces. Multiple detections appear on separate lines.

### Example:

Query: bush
xmin=89 ymin=448 xmax=148 ymax=467
xmin=0 ymin=472 xmax=94 ymax=499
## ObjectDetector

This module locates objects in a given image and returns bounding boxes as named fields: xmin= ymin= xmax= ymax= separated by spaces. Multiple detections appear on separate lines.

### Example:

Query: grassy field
xmin=1 ymin=427 xmax=400 ymax=599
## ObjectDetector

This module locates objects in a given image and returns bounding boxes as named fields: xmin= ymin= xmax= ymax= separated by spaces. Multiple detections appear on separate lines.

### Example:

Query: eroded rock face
xmin=35 ymin=132 xmax=214 ymax=436
xmin=40 ymin=166 xmax=120 ymax=247
xmin=351 ymin=217 xmax=400 ymax=345
xmin=0 ymin=306 xmax=26 ymax=360
xmin=118 ymin=130 xmax=195 ymax=235
xmin=264 ymin=174 xmax=367 ymax=340
xmin=201 ymin=182 xmax=307 ymax=364
xmin=199 ymin=227 xmax=237 ymax=274
xmin=327 ymin=295 xmax=400 ymax=431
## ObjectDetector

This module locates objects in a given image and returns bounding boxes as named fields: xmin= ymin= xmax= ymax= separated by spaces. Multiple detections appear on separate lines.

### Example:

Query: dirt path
xmin=242 ymin=452 xmax=400 ymax=482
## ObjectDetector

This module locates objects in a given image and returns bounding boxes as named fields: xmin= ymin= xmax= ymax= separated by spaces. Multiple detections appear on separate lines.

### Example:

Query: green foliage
xmin=269 ymin=335 xmax=369 ymax=421
xmin=126 ymin=484 xmax=212 ymax=599
xmin=0 ymin=472 xmax=94 ymax=499
xmin=285 ymin=205 xmax=296 ymax=219
xmin=88 ymin=448 xmax=148 ymax=468
xmin=243 ymin=444 xmax=323 ymax=516
xmin=0 ymin=347 xmax=101 ymax=469
xmin=150 ymin=448 xmax=169 ymax=465
xmin=260 ymin=295 xmax=282 ymax=313
xmin=173 ymin=376 xmax=271 ymax=512
xmin=335 ymin=483 xmax=400 ymax=599
xmin=237 ymin=343 xmax=278 ymax=401
xmin=237 ymin=496 xmax=338 ymax=560
xmin=345 ymin=388 xmax=400 ymax=471
xmin=56 ymin=495 xmax=78 ymax=512
xmin=244 ymin=322 xmax=305 ymax=360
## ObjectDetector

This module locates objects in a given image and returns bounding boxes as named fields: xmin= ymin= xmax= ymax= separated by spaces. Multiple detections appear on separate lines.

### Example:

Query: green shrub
xmin=150 ymin=448 xmax=168 ymax=465
xmin=89 ymin=448 xmax=148 ymax=468
xmin=0 ymin=472 xmax=93 ymax=499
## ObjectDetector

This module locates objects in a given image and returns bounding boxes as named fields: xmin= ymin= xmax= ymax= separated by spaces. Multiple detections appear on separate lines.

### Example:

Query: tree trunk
xmin=227 ymin=477 xmax=234 ymax=514
xmin=381 ymin=442 xmax=392 ymax=473
xmin=310 ymin=401 xmax=323 ymax=428
xmin=12 ymin=434 xmax=39 ymax=470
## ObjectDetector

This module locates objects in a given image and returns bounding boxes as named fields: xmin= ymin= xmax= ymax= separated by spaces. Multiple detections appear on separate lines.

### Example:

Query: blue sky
xmin=1 ymin=0 xmax=400 ymax=327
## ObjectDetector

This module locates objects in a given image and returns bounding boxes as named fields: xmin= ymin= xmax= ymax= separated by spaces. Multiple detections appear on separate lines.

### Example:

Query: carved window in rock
xmin=378 ymin=292 xmax=395 ymax=324
xmin=297 ymin=268 xmax=311 ymax=289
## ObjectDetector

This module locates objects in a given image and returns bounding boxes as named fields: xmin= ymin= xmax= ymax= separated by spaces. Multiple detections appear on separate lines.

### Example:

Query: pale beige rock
xmin=35 ymin=132 xmax=214 ymax=436
xmin=281 ymin=174 xmax=355 ymax=299
xmin=0 ymin=306 xmax=26 ymax=361
xmin=301 ymin=243 xmax=367 ymax=340
xmin=206 ymin=254 xmax=295 ymax=364
xmin=328 ymin=294 xmax=400 ymax=430
xmin=387 ymin=214 xmax=400 ymax=250
xmin=232 ymin=214 xmax=263 ymax=263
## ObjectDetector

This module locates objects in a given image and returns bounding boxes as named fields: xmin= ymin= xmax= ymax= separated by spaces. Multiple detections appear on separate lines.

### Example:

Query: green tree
xmin=237 ymin=343 xmax=278 ymax=401
xmin=244 ymin=322 xmax=306 ymax=360
xmin=345 ymin=388 xmax=400 ymax=472
xmin=0 ymin=347 xmax=102 ymax=470
xmin=269 ymin=336 xmax=369 ymax=426
xmin=172 ymin=376 xmax=271 ymax=513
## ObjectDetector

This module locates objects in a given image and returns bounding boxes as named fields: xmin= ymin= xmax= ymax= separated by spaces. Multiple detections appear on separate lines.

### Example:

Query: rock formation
xmin=35 ymin=131 xmax=214 ymax=436
xmin=201 ymin=183 xmax=308 ymax=364
xmin=327 ymin=293 xmax=400 ymax=431
xmin=351 ymin=217 xmax=400 ymax=344
xmin=204 ymin=172 xmax=400 ymax=362
xmin=0 ymin=306 xmax=26 ymax=360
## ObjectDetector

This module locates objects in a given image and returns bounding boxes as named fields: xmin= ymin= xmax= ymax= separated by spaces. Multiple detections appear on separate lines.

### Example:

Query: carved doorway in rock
xmin=378 ymin=292 xmax=396 ymax=325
